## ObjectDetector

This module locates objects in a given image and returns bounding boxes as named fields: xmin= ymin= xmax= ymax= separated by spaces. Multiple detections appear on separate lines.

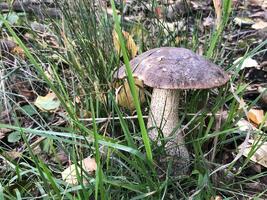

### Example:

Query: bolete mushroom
xmin=115 ymin=47 xmax=230 ymax=172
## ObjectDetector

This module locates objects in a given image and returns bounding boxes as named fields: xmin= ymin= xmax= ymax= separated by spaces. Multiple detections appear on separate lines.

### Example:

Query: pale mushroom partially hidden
xmin=115 ymin=47 xmax=230 ymax=173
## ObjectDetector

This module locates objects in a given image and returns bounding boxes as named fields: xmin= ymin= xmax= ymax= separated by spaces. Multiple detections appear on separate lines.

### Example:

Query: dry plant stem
xmin=79 ymin=112 xmax=223 ymax=123
xmin=147 ymin=89 xmax=189 ymax=173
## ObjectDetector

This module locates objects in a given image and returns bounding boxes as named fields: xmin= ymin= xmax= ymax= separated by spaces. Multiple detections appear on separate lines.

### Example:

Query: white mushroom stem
xmin=147 ymin=89 xmax=189 ymax=173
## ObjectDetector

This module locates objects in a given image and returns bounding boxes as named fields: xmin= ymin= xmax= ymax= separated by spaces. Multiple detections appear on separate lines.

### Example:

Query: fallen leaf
xmin=236 ymin=118 xmax=257 ymax=132
xmin=11 ymin=46 xmax=25 ymax=59
xmin=233 ymin=56 xmax=259 ymax=70
xmin=61 ymin=157 xmax=97 ymax=185
xmin=34 ymin=92 xmax=60 ymax=112
xmin=115 ymin=78 xmax=145 ymax=111
xmin=113 ymin=29 xmax=138 ymax=59
xmin=247 ymin=108 xmax=265 ymax=126
xmin=251 ymin=20 xmax=267 ymax=30
xmin=234 ymin=17 xmax=254 ymax=27
xmin=239 ymin=139 xmax=267 ymax=168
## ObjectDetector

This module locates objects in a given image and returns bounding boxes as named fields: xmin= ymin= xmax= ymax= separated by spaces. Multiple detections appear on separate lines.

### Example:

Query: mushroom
xmin=115 ymin=47 xmax=230 ymax=173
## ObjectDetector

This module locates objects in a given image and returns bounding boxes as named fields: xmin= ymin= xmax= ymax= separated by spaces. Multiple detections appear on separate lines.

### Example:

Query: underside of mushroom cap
xmin=115 ymin=47 xmax=230 ymax=89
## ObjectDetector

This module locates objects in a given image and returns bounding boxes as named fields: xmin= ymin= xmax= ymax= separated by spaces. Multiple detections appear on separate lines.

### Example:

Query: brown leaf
xmin=247 ymin=108 xmax=265 ymax=126
xmin=115 ymin=78 xmax=145 ymax=111
xmin=113 ymin=29 xmax=138 ymax=59
xmin=0 ymin=39 xmax=25 ymax=59
xmin=61 ymin=157 xmax=97 ymax=185
xmin=234 ymin=17 xmax=254 ymax=27
xmin=239 ymin=139 xmax=267 ymax=168
xmin=11 ymin=46 xmax=25 ymax=59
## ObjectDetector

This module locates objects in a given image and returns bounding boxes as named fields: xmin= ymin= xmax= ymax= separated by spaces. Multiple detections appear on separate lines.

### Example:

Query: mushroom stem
xmin=147 ymin=88 xmax=189 ymax=173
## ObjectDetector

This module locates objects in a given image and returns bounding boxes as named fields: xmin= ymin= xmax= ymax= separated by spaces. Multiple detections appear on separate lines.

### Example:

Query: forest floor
xmin=0 ymin=0 xmax=267 ymax=199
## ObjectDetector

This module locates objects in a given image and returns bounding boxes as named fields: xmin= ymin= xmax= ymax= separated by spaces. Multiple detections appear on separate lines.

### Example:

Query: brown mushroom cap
xmin=115 ymin=47 xmax=230 ymax=89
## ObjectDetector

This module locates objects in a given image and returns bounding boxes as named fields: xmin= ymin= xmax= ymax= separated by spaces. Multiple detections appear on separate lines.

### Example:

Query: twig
xmin=211 ymin=108 xmax=223 ymax=162
xmin=79 ymin=115 xmax=148 ymax=123
xmin=79 ymin=112 xmax=224 ymax=123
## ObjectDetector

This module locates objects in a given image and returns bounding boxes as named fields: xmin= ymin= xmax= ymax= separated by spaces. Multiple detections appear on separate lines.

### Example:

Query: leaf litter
xmin=0 ymin=0 xmax=267 ymax=198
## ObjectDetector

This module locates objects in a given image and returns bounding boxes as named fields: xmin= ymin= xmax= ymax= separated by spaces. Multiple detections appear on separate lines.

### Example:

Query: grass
xmin=0 ymin=0 xmax=267 ymax=199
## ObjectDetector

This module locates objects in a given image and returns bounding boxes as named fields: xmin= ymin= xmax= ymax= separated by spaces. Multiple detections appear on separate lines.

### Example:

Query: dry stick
xmin=0 ymin=68 xmax=11 ymax=123
xmin=210 ymin=107 xmax=223 ymax=163
xmin=79 ymin=112 xmax=223 ymax=123
xmin=79 ymin=115 xmax=149 ymax=123
xmin=209 ymin=107 xmax=223 ymax=189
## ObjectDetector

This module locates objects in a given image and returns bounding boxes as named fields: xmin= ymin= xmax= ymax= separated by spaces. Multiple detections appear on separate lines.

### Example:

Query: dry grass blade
xmin=213 ymin=0 xmax=222 ymax=29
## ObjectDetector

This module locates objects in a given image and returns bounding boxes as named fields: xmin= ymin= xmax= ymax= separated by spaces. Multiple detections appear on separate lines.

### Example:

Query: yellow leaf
xmin=113 ymin=29 xmax=138 ymax=58
xmin=247 ymin=108 xmax=264 ymax=126
xmin=61 ymin=157 xmax=97 ymax=185
xmin=11 ymin=46 xmax=25 ymax=59
xmin=234 ymin=17 xmax=254 ymax=26
xmin=239 ymin=139 xmax=267 ymax=168
xmin=115 ymin=78 xmax=145 ymax=111
xmin=34 ymin=92 xmax=60 ymax=112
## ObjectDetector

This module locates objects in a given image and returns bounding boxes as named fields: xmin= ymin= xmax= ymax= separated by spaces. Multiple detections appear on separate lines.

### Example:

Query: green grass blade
xmin=90 ymin=97 xmax=105 ymax=200
xmin=110 ymin=0 xmax=153 ymax=164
